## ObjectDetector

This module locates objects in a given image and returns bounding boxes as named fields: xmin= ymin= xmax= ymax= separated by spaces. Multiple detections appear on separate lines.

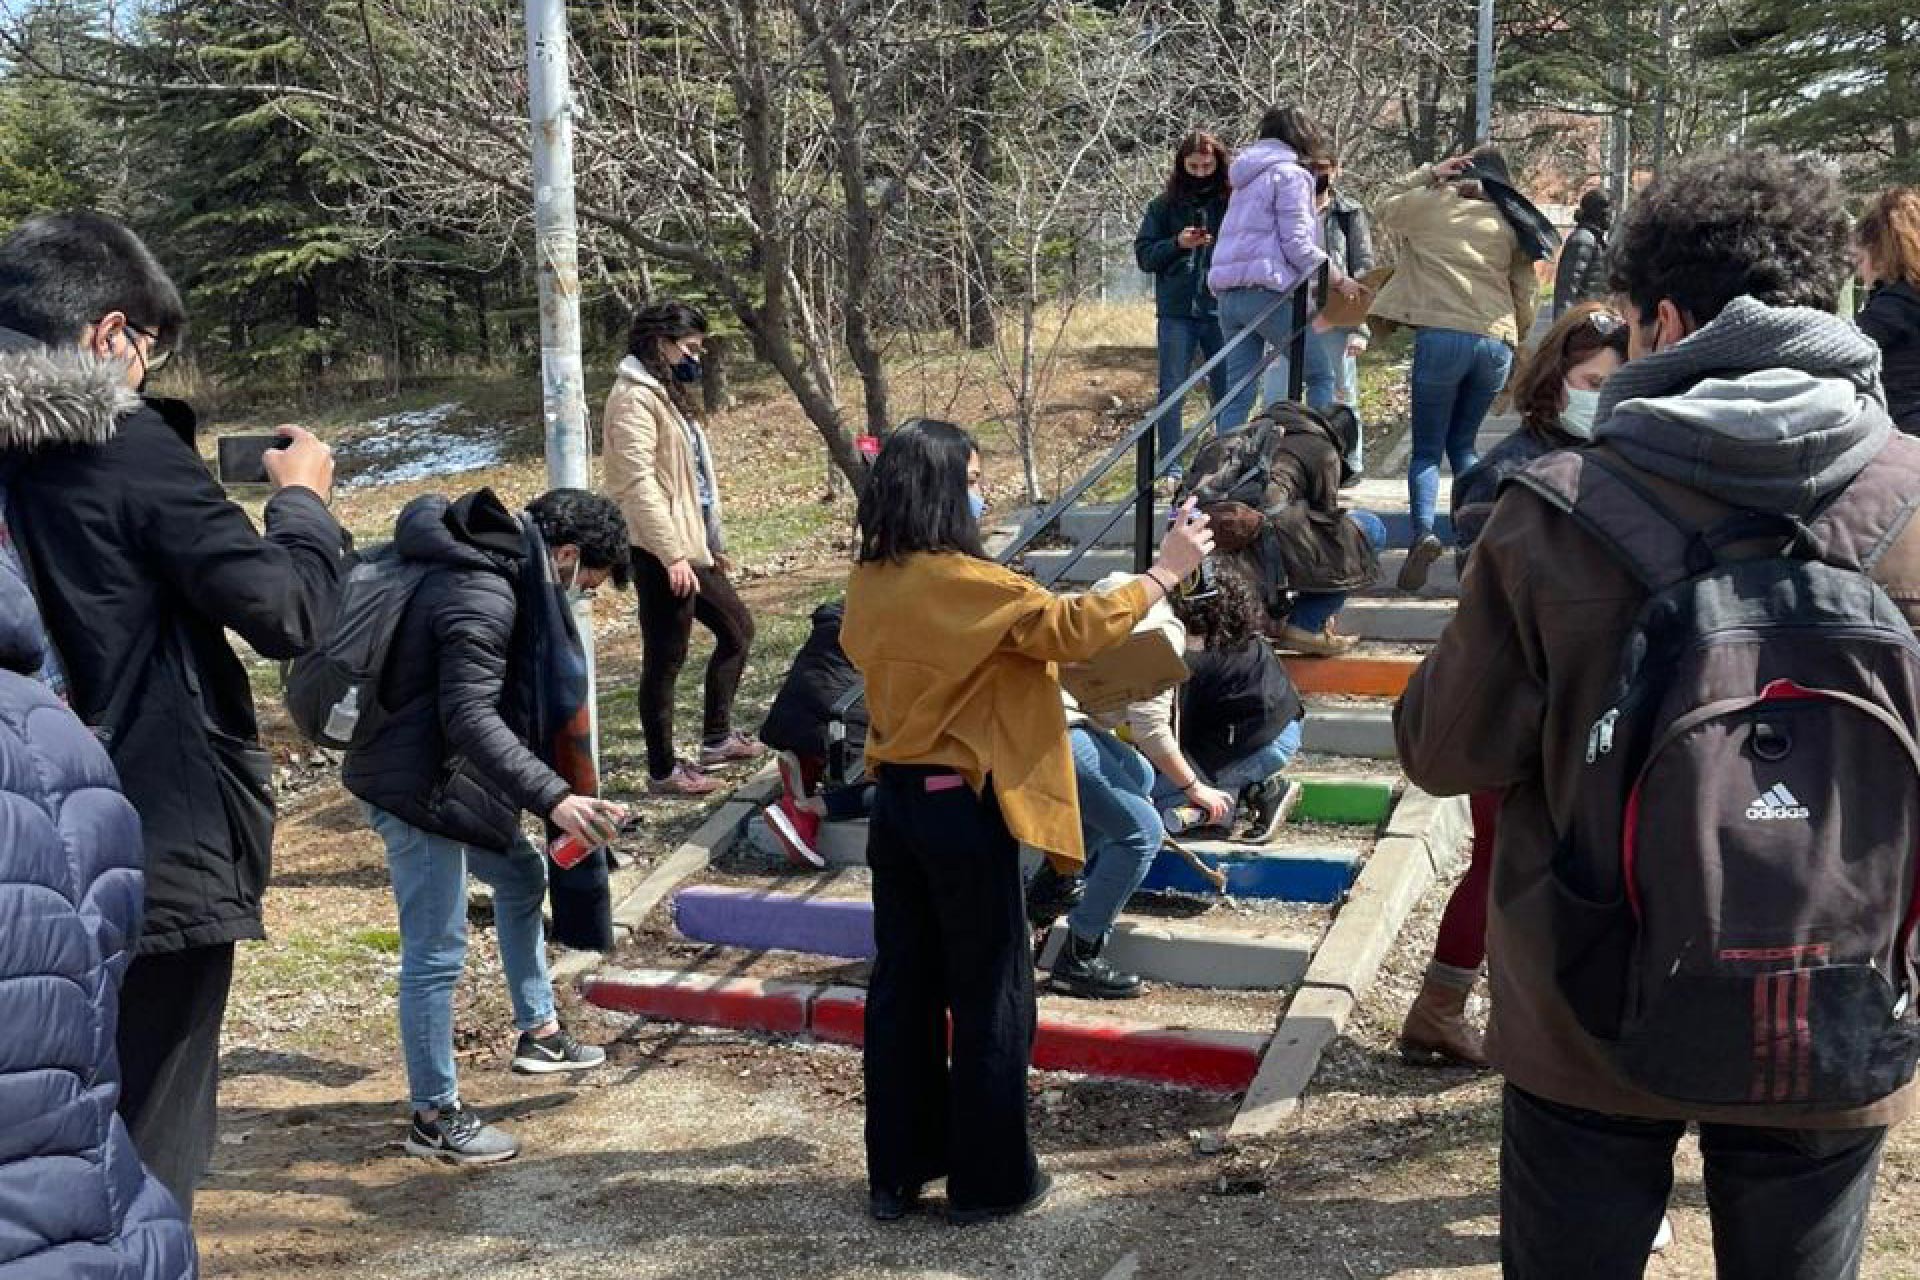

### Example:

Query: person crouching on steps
xmin=843 ymin=418 xmax=1212 ymax=1225
xmin=343 ymin=488 xmax=633 ymax=1165
xmin=1044 ymin=575 xmax=1232 ymax=1001
xmin=603 ymin=299 xmax=760 ymax=797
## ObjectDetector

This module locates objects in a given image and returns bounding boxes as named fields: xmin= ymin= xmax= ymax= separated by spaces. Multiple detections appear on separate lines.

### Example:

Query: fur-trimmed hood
xmin=0 ymin=326 xmax=139 ymax=451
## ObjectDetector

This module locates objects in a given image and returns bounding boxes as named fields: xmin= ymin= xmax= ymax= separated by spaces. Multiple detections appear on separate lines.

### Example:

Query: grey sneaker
xmin=511 ymin=1027 xmax=607 ymax=1075
xmin=1398 ymin=534 xmax=1445 ymax=593
xmin=404 ymin=1101 xmax=519 ymax=1165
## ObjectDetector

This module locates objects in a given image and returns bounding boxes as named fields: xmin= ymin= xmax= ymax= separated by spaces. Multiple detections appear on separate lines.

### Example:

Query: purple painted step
xmin=672 ymin=885 xmax=876 ymax=960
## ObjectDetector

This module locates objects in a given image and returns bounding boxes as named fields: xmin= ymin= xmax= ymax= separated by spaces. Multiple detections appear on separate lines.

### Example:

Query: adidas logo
xmin=1747 ymin=784 xmax=1810 ymax=821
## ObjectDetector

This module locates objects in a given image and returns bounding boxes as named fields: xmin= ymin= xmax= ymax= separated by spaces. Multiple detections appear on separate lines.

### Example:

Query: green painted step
xmin=1291 ymin=778 xmax=1396 ymax=826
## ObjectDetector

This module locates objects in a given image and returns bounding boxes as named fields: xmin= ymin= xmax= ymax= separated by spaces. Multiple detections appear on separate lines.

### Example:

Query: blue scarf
xmin=518 ymin=518 xmax=613 ymax=951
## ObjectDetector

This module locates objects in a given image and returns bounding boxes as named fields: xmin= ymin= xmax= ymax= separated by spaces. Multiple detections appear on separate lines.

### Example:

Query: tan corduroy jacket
xmin=844 ymin=552 xmax=1151 ymax=870
xmin=601 ymin=357 xmax=714 ymax=568
xmin=1369 ymin=165 xmax=1537 ymax=346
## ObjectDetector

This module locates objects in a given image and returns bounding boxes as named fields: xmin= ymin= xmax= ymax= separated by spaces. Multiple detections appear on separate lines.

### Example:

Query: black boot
xmin=1049 ymin=931 xmax=1144 ymax=1000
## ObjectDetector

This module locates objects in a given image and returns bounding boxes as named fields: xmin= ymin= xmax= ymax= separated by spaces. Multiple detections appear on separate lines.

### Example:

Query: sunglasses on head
xmin=1583 ymin=310 xmax=1625 ymax=337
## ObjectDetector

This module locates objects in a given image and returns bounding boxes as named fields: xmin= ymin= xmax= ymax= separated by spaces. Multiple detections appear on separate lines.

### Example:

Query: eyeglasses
xmin=125 ymin=323 xmax=173 ymax=374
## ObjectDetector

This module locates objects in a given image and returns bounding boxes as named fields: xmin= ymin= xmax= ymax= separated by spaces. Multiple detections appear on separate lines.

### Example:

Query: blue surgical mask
xmin=968 ymin=489 xmax=987 ymax=521
xmin=672 ymin=355 xmax=703 ymax=383
xmin=1561 ymin=383 xmax=1602 ymax=439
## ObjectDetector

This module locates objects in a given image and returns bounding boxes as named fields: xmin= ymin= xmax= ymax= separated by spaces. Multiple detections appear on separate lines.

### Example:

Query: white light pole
xmin=1475 ymin=0 xmax=1495 ymax=141
xmin=524 ymin=0 xmax=598 ymax=751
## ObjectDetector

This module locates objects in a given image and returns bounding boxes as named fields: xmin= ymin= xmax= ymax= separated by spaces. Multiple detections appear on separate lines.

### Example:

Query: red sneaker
xmin=763 ymin=796 xmax=825 ymax=868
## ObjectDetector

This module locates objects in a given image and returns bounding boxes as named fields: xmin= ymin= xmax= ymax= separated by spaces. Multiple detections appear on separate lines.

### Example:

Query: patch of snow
xmin=337 ymin=402 xmax=510 ymax=490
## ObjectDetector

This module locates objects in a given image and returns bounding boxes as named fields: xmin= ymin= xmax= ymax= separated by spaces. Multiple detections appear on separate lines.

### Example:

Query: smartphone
xmin=216 ymin=434 xmax=291 ymax=487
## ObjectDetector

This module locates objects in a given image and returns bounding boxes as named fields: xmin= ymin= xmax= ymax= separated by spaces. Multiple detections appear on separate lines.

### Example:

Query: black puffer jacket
xmin=1551 ymin=221 xmax=1608 ymax=318
xmin=342 ymin=490 xmax=570 ymax=850
xmin=759 ymin=600 xmax=865 ymax=761
xmin=1859 ymin=280 xmax=1920 ymax=435
xmin=0 ymin=328 xmax=346 ymax=956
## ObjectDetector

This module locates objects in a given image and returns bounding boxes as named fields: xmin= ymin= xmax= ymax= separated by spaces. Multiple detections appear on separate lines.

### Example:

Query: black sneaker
xmin=1049 ymin=932 xmax=1144 ymax=1000
xmin=404 ymin=1101 xmax=519 ymax=1165
xmin=511 ymin=1027 xmax=608 ymax=1075
xmin=1238 ymin=776 xmax=1298 ymax=845
xmin=949 ymin=1171 xmax=1054 ymax=1226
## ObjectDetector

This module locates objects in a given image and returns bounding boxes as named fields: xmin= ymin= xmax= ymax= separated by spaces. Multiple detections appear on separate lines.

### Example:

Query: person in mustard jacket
xmin=602 ymin=301 xmax=759 ymax=795
xmin=843 ymin=418 xmax=1213 ymax=1226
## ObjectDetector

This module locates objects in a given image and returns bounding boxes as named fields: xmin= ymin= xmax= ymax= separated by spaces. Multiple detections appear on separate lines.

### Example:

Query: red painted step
xmin=585 ymin=968 xmax=1265 ymax=1094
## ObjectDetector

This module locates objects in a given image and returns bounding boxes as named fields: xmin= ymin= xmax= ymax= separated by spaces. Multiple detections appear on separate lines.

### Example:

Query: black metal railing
xmin=823 ymin=265 xmax=1328 ymax=775
xmin=998 ymin=263 xmax=1327 ymax=583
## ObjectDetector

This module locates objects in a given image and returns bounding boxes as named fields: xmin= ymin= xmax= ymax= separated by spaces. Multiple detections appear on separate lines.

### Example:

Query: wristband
xmin=1145 ymin=567 xmax=1176 ymax=597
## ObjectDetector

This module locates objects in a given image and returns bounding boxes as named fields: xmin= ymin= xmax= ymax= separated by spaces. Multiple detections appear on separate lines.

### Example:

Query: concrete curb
xmin=553 ymin=762 xmax=777 ymax=988
xmin=584 ymin=967 xmax=1266 ymax=1093
xmin=1228 ymin=783 xmax=1469 ymax=1136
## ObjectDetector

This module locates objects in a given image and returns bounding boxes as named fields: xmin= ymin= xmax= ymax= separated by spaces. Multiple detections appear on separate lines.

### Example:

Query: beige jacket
xmin=601 ymin=357 xmax=715 ymax=568
xmin=1369 ymin=165 xmax=1537 ymax=346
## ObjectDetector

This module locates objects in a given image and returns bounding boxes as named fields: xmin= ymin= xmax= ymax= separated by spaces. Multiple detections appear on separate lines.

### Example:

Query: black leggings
xmin=632 ymin=549 xmax=756 ymax=778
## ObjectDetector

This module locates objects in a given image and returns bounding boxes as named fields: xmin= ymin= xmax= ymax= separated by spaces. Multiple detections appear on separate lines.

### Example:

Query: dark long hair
xmin=856 ymin=419 xmax=987 ymax=565
xmin=1166 ymin=131 xmax=1230 ymax=202
xmin=1255 ymin=105 xmax=1331 ymax=168
xmin=625 ymin=300 xmax=708 ymax=416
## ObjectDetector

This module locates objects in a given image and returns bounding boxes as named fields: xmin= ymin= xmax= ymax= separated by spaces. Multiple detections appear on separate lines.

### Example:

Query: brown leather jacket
xmin=1396 ymin=443 xmax=1920 ymax=1128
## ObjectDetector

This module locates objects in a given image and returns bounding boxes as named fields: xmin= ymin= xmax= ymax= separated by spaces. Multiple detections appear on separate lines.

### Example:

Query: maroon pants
xmin=1432 ymin=788 xmax=1501 ymax=972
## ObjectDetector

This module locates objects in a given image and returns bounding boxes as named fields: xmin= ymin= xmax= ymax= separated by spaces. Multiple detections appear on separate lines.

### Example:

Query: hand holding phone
xmin=216 ymin=434 xmax=292 ymax=487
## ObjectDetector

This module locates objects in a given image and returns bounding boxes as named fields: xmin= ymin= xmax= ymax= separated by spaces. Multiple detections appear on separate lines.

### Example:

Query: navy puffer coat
xmin=0 ymin=348 xmax=197 ymax=1279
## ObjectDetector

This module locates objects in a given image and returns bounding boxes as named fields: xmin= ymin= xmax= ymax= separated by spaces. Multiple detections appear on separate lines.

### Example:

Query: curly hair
xmin=1509 ymin=303 xmax=1628 ymax=437
xmin=1172 ymin=569 xmax=1263 ymax=651
xmin=1607 ymin=149 xmax=1851 ymax=326
xmin=527 ymin=488 xmax=631 ymax=589
xmin=1856 ymin=187 xmax=1920 ymax=290
xmin=625 ymin=300 xmax=709 ymax=416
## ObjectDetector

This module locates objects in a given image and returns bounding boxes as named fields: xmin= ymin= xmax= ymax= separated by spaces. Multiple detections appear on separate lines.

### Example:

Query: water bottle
xmin=323 ymin=686 xmax=361 ymax=743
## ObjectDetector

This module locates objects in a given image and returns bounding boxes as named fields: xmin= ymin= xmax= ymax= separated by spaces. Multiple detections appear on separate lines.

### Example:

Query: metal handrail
xmin=1004 ymin=263 xmax=1327 ymax=584
xmin=823 ymin=265 xmax=1329 ymax=746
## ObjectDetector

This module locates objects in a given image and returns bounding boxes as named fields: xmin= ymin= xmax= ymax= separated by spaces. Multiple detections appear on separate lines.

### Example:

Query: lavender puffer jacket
xmin=1206 ymin=140 xmax=1328 ymax=297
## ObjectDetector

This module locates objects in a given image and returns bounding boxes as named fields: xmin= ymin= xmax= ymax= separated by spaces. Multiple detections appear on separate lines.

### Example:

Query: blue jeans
xmin=1287 ymin=509 xmax=1388 ymax=633
xmin=1409 ymin=328 xmax=1514 ymax=539
xmin=364 ymin=803 xmax=557 ymax=1113
xmin=1263 ymin=320 xmax=1339 ymax=418
xmin=1066 ymin=727 xmax=1161 ymax=944
xmin=1153 ymin=314 xmax=1229 ymax=464
xmin=1218 ymin=286 xmax=1315 ymax=432
xmin=1154 ymin=719 xmax=1304 ymax=831
xmin=1312 ymin=326 xmax=1363 ymax=471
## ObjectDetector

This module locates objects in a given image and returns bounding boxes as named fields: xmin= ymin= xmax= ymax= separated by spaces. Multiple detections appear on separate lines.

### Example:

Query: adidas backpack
xmin=283 ymin=545 xmax=432 ymax=750
xmin=1511 ymin=439 xmax=1920 ymax=1110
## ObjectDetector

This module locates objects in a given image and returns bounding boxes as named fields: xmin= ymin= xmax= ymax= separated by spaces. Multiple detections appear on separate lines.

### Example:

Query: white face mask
xmin=1561 ymin=384 xmax=1602 ymax=439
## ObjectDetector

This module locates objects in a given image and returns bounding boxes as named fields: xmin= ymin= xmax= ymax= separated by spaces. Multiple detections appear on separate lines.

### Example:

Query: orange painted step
xmin=1282 ymin=653 xmax=1421 ymax=698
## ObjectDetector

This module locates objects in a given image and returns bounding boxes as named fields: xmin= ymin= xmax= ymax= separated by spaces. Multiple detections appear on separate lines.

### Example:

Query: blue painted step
xmin=1139 ymin=843 xmax=1358 ymax=902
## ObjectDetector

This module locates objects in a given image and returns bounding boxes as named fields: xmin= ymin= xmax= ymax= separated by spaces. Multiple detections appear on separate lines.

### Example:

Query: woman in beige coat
xmin=602 ymin=301 xmax=758 ymax=795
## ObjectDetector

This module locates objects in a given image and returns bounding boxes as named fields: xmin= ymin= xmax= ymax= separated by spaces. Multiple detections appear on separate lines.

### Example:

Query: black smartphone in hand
xmin=216 ymin=434 xmax=290 ymax=486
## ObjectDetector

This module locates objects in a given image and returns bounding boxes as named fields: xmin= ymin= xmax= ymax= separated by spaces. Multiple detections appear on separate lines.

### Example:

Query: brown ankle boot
xmin=1398 ymin=975 xmax=1487 ymax=1068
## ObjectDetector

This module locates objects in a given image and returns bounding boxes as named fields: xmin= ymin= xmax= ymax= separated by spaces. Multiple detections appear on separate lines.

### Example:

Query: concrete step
xmin=669 ymin=885 xmax=1318 ymax=989
xmin=742 ymin=776 xmax=1396 ymax=871
xmin=1336 ymin=597 xmax=1454 ymax=643
xmin=1022 ymin=545 xmax=1460 ymax=597
xmin=1039 ymin=505 xmax=1454 ymax=550
xmin=1299 ymin=702 xmax=1396 ymax=760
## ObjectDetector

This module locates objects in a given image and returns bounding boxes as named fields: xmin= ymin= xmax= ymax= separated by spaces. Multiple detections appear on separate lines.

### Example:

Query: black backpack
xmin=1179 ymin=641 xmax=1303 ymax=779
xmin=1512 ymin=440 xmax=1920 ymax=1110
xmin=284 ymin=545 xmax=432 ymax=750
